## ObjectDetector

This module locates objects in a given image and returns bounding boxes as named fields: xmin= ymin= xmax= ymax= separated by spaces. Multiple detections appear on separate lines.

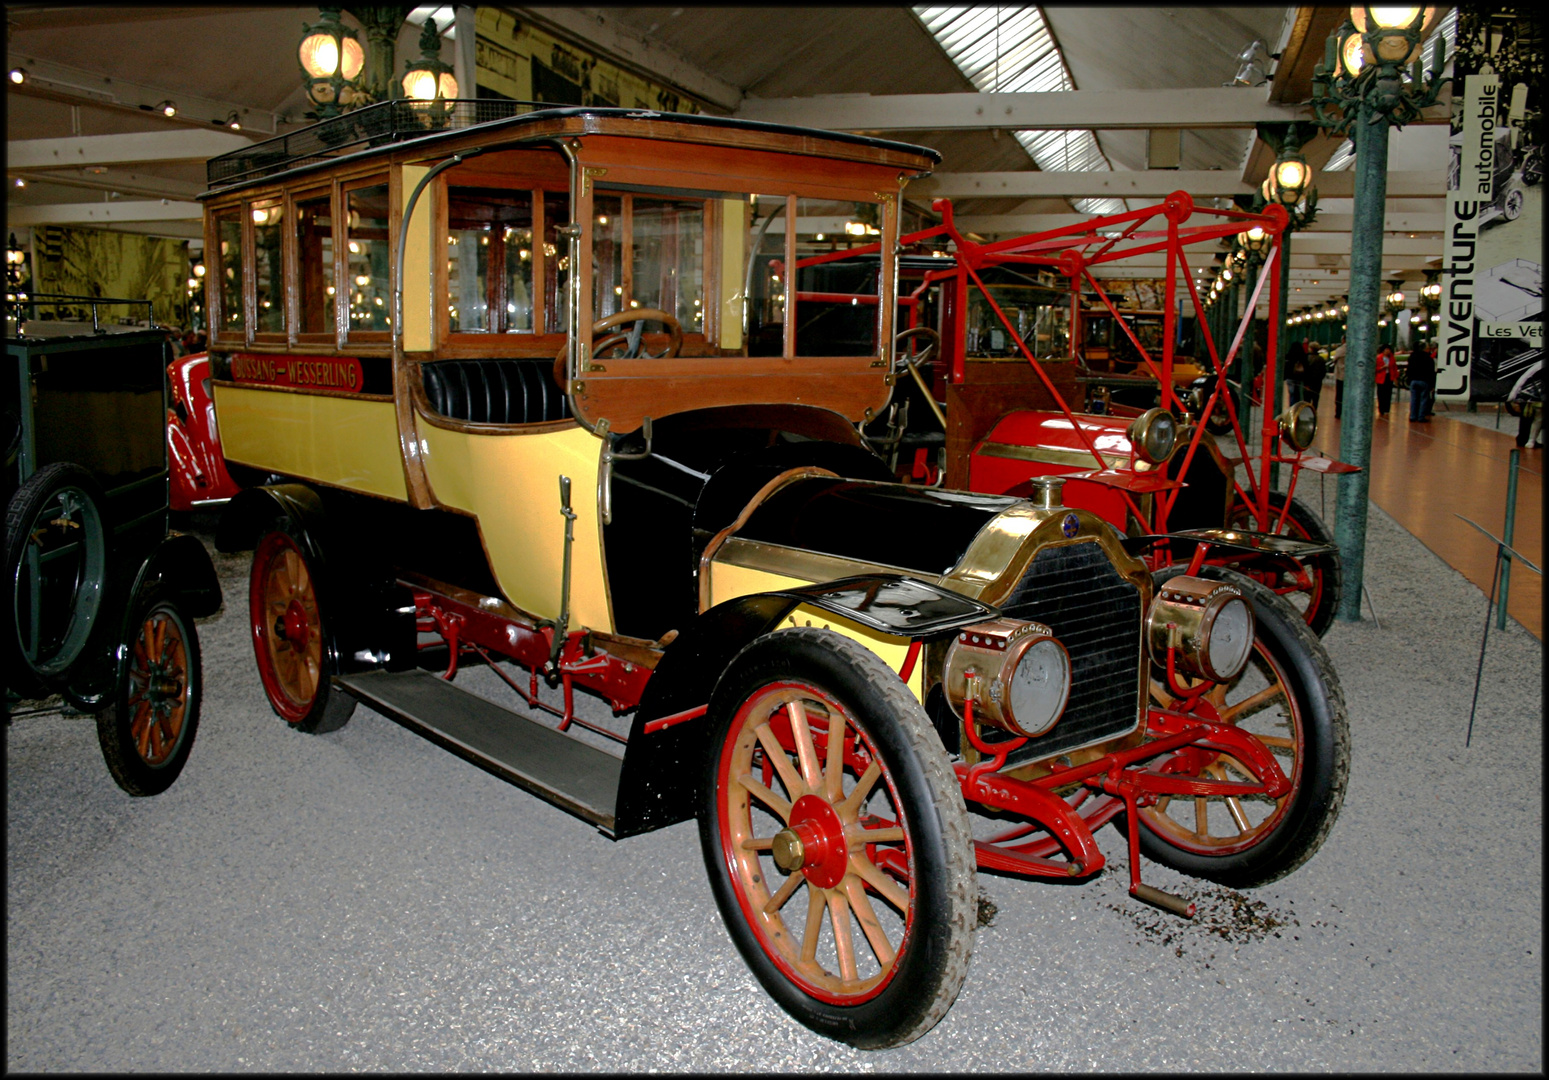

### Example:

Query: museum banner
xmin=1439 ymin=62 xmax=1542 ymax=403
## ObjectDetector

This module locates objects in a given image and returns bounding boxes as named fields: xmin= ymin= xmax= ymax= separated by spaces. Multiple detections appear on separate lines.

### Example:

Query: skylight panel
xmin=915 ymin=6 xmax=1126 ymax=219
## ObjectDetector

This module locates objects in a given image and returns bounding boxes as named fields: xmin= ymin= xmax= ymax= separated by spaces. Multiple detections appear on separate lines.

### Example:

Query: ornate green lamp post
xmin=1310 ymin=5 xmax=1448 ymax=622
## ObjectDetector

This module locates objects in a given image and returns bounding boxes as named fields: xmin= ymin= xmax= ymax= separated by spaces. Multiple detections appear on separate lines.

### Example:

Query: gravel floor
xmin=7 ymin=502 xmax=1541 ymax=1072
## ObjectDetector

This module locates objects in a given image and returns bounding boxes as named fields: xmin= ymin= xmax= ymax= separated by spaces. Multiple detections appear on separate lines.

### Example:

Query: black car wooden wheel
xmin=699 ymin=628 xmax=974 ymax=1049
xmin=96 ymin=588 xmax=201 ymax=796
xmin=248 ymin=528 xmax=355 ymax=733
xmin=1139 ymin=565 xmax=1349 ymax=888
xmin=1227 ymin=490 xmax=1342 ymax=638
xmin=4 ymin=462 xmax=110 ymax=689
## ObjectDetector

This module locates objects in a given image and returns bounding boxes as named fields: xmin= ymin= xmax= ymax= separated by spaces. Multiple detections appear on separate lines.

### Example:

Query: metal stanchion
xmin=1496 ymin=449 xmax=1520 ymax=632
xmin=1456 ymin=511 xmax=1543 ymax=748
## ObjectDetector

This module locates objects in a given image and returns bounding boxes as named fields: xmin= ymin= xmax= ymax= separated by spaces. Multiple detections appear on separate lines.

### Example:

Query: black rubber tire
xmin=1136 ymin=564 xmax=1349 ymax=889
xmin=96 ymin=587 xmax=202 ymax=796
xmin=1228 ymin=490 xmax=1342 ymax=638
xmin=3 ymin=462 xmax=111 ymax=696
xmin=699 ymin=628 xmax=975 ymax=1049
xmin=249 ymin=526 xmax=356 ymax=734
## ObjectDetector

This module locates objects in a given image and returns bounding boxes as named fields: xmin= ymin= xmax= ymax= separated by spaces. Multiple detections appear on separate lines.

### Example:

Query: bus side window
xmin=295 ymin=192 xmax=335 ymax=337
xmin=214 ymin=208 xmax=245 ymax=340
xmin=544 ymin=192 xmax=570 ymax=335
xmin=252 ymin=200 xmax=285 ymax=336
xmin=447 ymin=187 xmax=535 ymax=334
xmin=345 ymin=183 xmax=391 ymax=335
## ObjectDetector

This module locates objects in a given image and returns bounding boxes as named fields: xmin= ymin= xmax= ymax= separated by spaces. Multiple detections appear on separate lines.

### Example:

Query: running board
xmin=334 ymin=669 xmax=621 ymax=835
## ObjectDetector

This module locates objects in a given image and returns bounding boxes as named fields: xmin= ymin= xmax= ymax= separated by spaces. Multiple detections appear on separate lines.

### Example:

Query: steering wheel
xmin=892 ymin=327 xmax=946 ymax=430
xmin=893 ymin=326 xmax=940 ymax=371
xmin=555 ymin=308 xmax=683 ymax=390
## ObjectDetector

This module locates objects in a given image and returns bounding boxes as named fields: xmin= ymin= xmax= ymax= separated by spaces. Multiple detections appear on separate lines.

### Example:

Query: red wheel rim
xmin=1143 ymin=638 xmax=1304 ymax=855
xmin=125 ymin=607 xmax=190 ymax=767
xmin=249 ymin=532 xmax=323 ymax=723
xmin=1229 ymin=502 xmax=1324 ymax=625
xmin=716 ymin=680 xmax=914 ymax=1006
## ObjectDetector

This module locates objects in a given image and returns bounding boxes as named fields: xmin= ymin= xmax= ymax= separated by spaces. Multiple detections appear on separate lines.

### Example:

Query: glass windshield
xmin=966 ymin=277 xmax=1069 ymax=359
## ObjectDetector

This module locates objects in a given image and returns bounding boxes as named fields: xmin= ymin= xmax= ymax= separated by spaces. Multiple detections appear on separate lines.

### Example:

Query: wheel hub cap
xmin=280 ymin=600 xmax=309 ymax=647
xmin=785 ymin=794 xmax=849 ymax=889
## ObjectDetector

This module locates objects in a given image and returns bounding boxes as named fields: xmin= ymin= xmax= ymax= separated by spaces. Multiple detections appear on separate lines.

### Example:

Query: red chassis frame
xmin=409 ymin=539 xmax=1289 ymax=917
xmin=798 ymin=192 xmax=1359 ymax=557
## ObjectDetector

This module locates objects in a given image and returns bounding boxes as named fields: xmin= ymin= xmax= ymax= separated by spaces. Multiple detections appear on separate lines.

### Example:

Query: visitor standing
xmin=1302 ymin=345 xmax=1328 ymax=407
xmin=1332 ymin=339 xmax=1348 ymax=418
xmin=1407 ymin=342 xmax=1436 ymax=422
xmin=1374 ymin=343 xmax=1397 ymax=417
xmin=1283 ymin=340 xmax=1308 ymax=410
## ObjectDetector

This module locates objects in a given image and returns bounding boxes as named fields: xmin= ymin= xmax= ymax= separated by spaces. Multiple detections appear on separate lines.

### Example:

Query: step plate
xmin=335 ymin=669 xmax=620 ymax=833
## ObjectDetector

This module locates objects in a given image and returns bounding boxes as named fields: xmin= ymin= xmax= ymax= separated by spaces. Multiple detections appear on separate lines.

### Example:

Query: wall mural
xmin=31 ymin=225 xmax=190 ymax=328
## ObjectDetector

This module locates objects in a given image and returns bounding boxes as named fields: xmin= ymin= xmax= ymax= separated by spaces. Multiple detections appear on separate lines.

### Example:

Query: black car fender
xmin=214 ymin=483 xmax=415 ymax=675
xmin=611 ymin=574 xmax=996 ymax=838
xmin=129 ymin=532 xmax=223 ymax=619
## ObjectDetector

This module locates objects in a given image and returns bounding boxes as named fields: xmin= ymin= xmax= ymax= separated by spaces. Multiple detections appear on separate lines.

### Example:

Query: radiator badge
xmin=1061 ymin=512 xmax=1079 ymax=538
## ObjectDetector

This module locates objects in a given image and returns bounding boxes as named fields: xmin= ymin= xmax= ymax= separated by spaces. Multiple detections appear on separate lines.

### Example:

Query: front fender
xmin=611 ymin=575 xmax=995 ymax=838
xmin=131 ymin=532 xmax=223 ymax=619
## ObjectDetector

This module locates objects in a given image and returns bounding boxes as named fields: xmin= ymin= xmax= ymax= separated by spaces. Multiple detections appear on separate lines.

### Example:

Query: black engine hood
xmin=734 ymin=477 xmax=1022 ymax=577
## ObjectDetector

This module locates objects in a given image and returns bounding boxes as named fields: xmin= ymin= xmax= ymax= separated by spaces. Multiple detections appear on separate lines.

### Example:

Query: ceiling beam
xmin=6 ymin=53 xmax=279 ymax=136
xmin=516 ymin=7 xmax=743 ymax=112
xmin=10 ymin=169 xmax=206 ymax=201
xmin=952 ymin=210 xmax=1444 ymax=236
xmin=6 ymin=201 xmax=202 ymax=226
xmin=912 ymin=170 xmax=1443 ymax=199
xmin=738 ymin=87 xmax=1314 ymax=131
xmin=8 ymin=131 xmax=252 ymax=171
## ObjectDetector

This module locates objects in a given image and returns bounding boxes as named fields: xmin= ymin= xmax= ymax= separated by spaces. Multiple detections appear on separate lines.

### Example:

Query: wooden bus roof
xmin=202 ymin=100 xmax=941 ymax=199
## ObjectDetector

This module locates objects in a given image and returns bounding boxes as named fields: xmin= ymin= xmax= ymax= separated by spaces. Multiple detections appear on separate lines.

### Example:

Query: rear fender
xmin=612 ymin=574 xmax=996 ymax=838
xmin=216 ymin=483 xmax=415 ymax=674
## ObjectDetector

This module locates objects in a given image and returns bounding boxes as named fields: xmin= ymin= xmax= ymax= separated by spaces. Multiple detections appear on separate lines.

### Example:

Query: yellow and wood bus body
xmin=203 ymin=109 xmax=937 ymax=650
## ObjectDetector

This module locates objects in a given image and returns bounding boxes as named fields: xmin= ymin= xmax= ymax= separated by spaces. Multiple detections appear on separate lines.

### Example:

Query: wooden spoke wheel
xmin=1227 ymin=490 xmax=1342 ymax=638
xmin=249 ymin=529 xmax=354 ymax=733
xmin=96 ymin=588 xmax=201 ymax=797
xmin=700 ymin=628 xmax=973 ymax=1049
xmin=1139 ymin=564 xmax=1349 ymax=888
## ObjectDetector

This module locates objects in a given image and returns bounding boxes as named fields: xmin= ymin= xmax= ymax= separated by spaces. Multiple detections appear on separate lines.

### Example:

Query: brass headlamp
xmin=1147 ymin=576 xmax=1255 ymax=684
xmin=1278 ymin=400 xmax=1318 ymax=451
xmin=943 ymin=618 xmax=1071 ymax=738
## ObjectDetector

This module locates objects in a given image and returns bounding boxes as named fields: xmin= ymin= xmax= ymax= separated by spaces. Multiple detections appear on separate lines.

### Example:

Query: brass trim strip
xmin=713 ymin=536 xmax=926 ymax=587
xmin=977 ymin=441 xmax=1126 ymax=470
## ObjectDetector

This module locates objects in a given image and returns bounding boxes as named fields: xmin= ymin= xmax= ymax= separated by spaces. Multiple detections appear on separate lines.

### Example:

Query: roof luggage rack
xmin=205 ymin=98 xmax=546 ymax=190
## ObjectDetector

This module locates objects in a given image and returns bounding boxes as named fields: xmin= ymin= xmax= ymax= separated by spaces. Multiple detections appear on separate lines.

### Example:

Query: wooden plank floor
xmin=1311 ymin=385 xmax=1542 ymax=639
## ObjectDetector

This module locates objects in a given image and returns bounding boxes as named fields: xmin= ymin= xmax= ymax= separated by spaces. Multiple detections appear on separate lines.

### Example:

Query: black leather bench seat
xmin=422 ymin=359 xmax=572 ymax=425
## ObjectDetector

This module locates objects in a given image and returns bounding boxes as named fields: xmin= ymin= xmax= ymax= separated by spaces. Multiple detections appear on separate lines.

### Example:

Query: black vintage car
xmin=5 ymin=294 xmax=221 ymax=795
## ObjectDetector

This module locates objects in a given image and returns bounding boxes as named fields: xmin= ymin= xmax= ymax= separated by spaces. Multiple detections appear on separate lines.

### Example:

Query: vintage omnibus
xmin=201 ymin=99 xmax=1346 ymax=1048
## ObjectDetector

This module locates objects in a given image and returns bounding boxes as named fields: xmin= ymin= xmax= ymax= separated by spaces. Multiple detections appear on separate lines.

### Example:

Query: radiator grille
xmin=992 ymin=540 xmax=1143 ymax=764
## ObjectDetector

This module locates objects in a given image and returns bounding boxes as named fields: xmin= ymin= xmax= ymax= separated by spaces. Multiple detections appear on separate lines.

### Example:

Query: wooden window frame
xmin=207 ymin=203 xmax=247 ymax=347
xmin=342 ymin=175 xmax=393 ymax=346
xmin=435 ymin=176 xmax=569 ymax=358
xmin=249 ymin=196 xmax=287 ymax=345
xmin=290 ymin=183 xmax=341 ymax=348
